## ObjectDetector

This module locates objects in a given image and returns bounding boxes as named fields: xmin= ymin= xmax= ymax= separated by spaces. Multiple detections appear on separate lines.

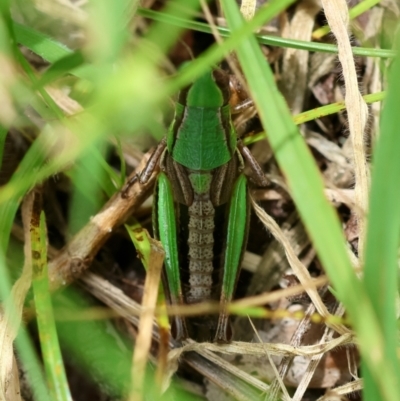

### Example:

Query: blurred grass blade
xmin=0 ymin=125 xmax=6 ymax=173
xmin=126 ymin=223 xmax=170 ymax=385
xmin=15 ymin=326 xmax=52 ymax=401
xmin=127 ymin=224 xmax=165 ymax=400
xmin=86 ymin=0 xmax=136 ymax=65
xmin=362 ymin=35 xmax=400 ymax=401
xmin=12 ymin=23 xmax=96 ymax=80
xmin=143 ymin=0 xmax=202 ymax=56
xmin=69 ymin=141 xmax=113 ymax=235
xmin=221 ymin=1 xmax=400 ymax=400
xmin=126 ymin=223 xmax=169 ymax=331
xmin=0 ymin=126 xmax=57 ymax=251
xmin=16 ymin=49 xmax=64 ymax=119
xmin=55 ymin=288 xmax=132 ymax=398
xmin=13 ymin=22 xmax=73 ymax=63
xmin=31 ymin=198 xmax=73 ymax=401
xmin=36 ymin=51 xmax=85 ymax=88
xmin=114 ymin=137 xmax=127 ymax=187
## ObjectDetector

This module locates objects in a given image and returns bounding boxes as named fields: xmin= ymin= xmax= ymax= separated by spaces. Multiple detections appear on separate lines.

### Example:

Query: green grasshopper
xmin=133 ymin=68 xmax=268 ymax=342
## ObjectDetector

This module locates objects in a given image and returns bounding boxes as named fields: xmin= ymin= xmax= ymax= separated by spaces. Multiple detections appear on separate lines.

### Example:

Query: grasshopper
xmin=133 ymin=68 xmax=268 ymax=342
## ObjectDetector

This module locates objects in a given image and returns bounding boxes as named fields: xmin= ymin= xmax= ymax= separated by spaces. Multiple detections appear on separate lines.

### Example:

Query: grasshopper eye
xmin=212 ymin=68 xmax=231 ymax=105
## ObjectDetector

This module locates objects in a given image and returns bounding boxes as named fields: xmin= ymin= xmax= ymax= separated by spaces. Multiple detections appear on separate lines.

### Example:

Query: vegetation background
xmin=0 ymin=0 xmax=399 ymax=400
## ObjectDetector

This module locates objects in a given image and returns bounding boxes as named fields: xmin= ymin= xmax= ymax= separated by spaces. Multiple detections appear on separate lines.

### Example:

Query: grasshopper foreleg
xmin=120 ymin=139 xmax=167 ymax=198
xmin=139 ymin=138 xmax=167 ymax=184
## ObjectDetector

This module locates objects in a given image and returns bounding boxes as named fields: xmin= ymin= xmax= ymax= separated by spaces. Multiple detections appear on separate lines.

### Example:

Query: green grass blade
xmin=15 ymin=324 xmax=53 ymax=401
xmin=245 ymin=91 xmax=386 ymax=145
xmin=293 ymin=91 xmax=386 ymax=125
xmin=362 ymin=36 xmax=400 ymax=401
xmin=15 ymin=49 xmax=65 ymax=119
xmin=138 ymin=7 xmax=395 ymax=59
xmin=13 ymin=21 xmax=73 ymax=63
xmin=221 ymin=0 xmax=354 ymax=292
xmin=31 ymin=210 xmax=73 ymax=401
xmin=114 ymin=137 xmax=127 ymax=187
xmin=12 ymin=23 xmax=96 ymax=80
xmin=0 ymin=125 xmax=6 ymax=172
xmin=364 ymin=44 xmax=400 ymax=352
xmin=54 ymin=289 xmax=132 ymax=398
xmin=68 ymin=141 xmax=115 ymax=235
xmin=0 ymin=248 xmax=51 ymax=401
xmin=125 ymin=223 xmax=169 ymax=331
xmin=221 ymin=1 xmax=400 ymax=400
xmin=0 ymin=127 xmax=54 ymax=251
xmin=35 ymin=51 xmax=85 ymax=87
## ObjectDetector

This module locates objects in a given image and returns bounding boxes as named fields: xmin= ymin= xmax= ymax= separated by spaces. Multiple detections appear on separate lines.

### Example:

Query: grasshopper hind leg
xmin=155 ymin=172 xmax=189 ymax=341
xmin=214 ymin=174 xmax=249 ymax=343
xmin=170 ymin=315 xmax=188 ymax=342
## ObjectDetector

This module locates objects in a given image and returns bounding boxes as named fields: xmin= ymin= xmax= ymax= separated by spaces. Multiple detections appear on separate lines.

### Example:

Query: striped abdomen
xmin=186 ymin=195 xmax=215 ymax=303
xmin=185 ymin=172 xmax=215 ymax=304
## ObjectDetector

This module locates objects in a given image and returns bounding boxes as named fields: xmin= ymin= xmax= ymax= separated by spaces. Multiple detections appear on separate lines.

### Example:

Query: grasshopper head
xmin=180 ymin=68 xmax=230 ymax=108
